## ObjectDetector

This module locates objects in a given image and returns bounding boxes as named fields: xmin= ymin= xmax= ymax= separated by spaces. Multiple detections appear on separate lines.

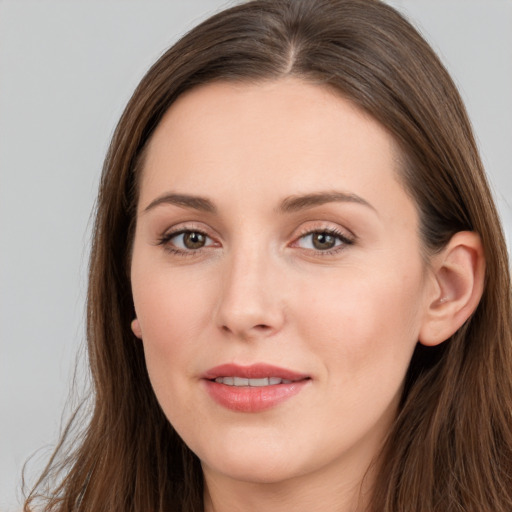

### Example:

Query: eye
xmin=295 ymin=229 xmax=353 ymax=252
xmin=175 ymin=231 xmax=208 ymax=250
xmin=158 ymin=229 xmax=216 ymax=252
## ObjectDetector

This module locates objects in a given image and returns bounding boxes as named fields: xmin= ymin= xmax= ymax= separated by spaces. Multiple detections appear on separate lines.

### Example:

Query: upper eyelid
xmin=297 ymin=229 xmax=351 ymax=240
xmin=160 ymin=222 xmax=214 ymax=237
xmin=292 ymin=230 xmax=354 ymax=248
xmin=294 ymin=222 xmax=356 ymax=240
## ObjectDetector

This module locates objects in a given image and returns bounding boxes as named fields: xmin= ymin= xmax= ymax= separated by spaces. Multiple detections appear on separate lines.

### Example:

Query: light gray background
xmin=1 ymin=1 xmax=511 ymax=511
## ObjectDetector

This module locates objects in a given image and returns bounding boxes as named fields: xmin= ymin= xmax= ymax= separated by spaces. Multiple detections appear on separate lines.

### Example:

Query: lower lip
xmin=204 ymin=379 xmax=309 ymax=412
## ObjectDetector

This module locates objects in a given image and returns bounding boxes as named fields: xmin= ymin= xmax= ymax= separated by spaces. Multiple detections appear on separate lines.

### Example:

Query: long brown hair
xmin=25 ymin=0 xmax=512 ymax=510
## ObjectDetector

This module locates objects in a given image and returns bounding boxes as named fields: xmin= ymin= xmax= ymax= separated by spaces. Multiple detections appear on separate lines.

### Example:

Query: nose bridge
xmin=215 ymin=236 xmax=284 ymax=338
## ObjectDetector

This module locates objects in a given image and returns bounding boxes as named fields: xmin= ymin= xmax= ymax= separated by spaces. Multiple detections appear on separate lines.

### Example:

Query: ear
xmin=131 ymin=318 xmax=143 ymax=339
xmin=419 ymin=231 xmax=485 ymax=346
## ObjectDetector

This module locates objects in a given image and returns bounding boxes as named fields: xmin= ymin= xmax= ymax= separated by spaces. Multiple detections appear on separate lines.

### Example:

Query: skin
xmin=130 ymin=78 xmax=440 ymax=512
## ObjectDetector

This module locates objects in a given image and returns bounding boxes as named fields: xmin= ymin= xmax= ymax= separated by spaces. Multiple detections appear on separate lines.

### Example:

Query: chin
xmin=202 ymin=456 xmax=305 ymax=485
xmin=195 ymin=432 xmax=320 ymax=485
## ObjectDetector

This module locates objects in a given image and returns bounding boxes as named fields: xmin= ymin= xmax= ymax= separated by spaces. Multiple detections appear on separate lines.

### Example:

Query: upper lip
xmin=202 ymin=363 xmax=310 ymax=381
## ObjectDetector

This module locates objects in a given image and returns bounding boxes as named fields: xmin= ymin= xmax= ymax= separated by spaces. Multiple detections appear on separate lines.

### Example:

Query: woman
xmin=25 ymin=0 xmax=512 ymax=511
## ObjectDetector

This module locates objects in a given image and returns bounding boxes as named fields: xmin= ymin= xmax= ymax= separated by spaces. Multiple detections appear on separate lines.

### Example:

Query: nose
xmin=214 ymin=246 xmax=286 ymax=341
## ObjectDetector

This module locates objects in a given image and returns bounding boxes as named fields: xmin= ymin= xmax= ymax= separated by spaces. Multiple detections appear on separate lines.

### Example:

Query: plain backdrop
xmin=1 ymin=1 xmax=511 ymax=511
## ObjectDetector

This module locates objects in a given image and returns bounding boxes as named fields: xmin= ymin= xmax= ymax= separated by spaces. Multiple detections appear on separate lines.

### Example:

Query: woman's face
xmin=131 ymin=79 xmax=433 ymax=489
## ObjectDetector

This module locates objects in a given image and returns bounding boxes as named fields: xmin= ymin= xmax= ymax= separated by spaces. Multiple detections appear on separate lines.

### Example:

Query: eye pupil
xmin=183 ymin=232 xmax=206 ymax=249
xmin=313 ymin=233 xmax=336 ymax=250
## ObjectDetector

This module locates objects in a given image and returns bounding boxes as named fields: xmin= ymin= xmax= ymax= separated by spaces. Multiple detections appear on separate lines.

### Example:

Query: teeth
xmin=234 ymin=377 xmax=249 ymax=386
xmin=244 ymin=377 xmax=264 ymax=386
xmin=214 ymin=377 xmax=293 ymax=386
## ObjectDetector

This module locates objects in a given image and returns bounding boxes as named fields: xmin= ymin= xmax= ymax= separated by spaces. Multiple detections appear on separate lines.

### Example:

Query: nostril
xmin=220 ymin=323 xmax=271 ymax=335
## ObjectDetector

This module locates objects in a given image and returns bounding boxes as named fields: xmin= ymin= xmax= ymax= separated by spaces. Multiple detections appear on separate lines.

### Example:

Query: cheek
xmin=131 ymin=266 xmax=216 ymax=394
xmin=295 ymin=260 xmax=424 ymax=385
xmin=133 ymin=264 xmax=214 ymax=341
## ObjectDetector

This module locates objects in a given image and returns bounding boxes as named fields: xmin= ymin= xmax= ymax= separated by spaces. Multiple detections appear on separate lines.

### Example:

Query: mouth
xmin=202 ymin=363 xmax=311 ymax=412
xmin=212 ymin=376 xmax=295 ymax=386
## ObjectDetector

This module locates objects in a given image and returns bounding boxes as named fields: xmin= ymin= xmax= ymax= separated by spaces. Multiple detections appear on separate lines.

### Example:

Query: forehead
xmin=139 ymin=78 xmax=414 ymax=224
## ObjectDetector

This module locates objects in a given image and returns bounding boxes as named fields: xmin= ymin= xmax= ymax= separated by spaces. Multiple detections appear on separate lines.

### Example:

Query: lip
xmin=203 ymin=363 xmax=309 ymax=381
xmin=202 ymin=363 xmax=311 ymax=413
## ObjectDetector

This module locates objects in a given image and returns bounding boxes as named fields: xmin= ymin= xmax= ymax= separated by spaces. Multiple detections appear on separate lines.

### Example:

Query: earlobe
xmin=131 ymin=318 xmax=143 ymax=339
xmin=419 ymin=231 xmax=485 ymax=347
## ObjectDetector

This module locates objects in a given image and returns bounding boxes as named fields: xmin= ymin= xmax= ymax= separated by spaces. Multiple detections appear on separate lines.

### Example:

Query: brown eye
xmin=162 ymin=230 xmax=214 ymax=252
xmin=182 ymin=231 xmax=206 ymax=249
xmin=311 ymin=232 xmax=337 ymax=250
xmin=296 ymin=229 xmax=352 ymax=252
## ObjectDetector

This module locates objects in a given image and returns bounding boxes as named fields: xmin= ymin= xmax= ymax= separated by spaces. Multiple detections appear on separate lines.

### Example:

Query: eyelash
xmin=157 ymin=228 xmax=216 ymax=256
xmin=294 ymin=227 xmax=355 ymax=255
xmin=157 ymin=226 xmax=355 ymax=257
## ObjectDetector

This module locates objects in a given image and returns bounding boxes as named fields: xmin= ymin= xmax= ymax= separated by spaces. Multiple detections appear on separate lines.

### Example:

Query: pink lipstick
xmin=202 ymin=363 xmax=310 ymax=412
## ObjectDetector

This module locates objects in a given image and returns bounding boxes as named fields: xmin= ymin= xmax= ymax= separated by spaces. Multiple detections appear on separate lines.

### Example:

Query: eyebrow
xmin=278 ymin=191 xmax=377 ymax=214
xmin=142 ymin=190 xmax=376 ymax=215
xmin=143 ymin=193 xmax=216 ymax=214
